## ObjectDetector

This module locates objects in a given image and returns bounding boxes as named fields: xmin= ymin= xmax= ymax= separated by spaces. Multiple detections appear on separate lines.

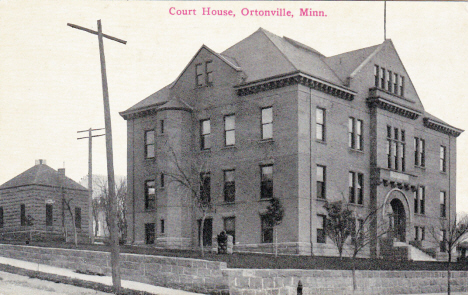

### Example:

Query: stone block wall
xmin=224 ymin=268 xmax=468 ymax=295
xmin=1 ymin=243 xmax=468 ymax=294
xmin=0 ymin=244 xmax=228 ymax=294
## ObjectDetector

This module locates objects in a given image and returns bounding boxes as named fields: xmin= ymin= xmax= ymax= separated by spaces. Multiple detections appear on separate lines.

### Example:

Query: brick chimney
xmin=57 ymin=168 xmax=65 ymax=186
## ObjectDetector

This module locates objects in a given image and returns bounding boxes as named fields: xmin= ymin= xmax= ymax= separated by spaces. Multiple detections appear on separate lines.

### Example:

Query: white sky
xmin=1 ymin=1 xmax=467 ymax=211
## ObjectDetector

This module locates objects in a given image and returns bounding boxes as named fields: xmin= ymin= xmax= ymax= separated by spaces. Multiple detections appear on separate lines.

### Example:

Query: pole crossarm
xmin=77 ymin=127 xmax=105 ymax=133
xmin=67 ymin=23 xmax=127 ymax=44
xmin=77 ymin=134 xmax=105 ymax=140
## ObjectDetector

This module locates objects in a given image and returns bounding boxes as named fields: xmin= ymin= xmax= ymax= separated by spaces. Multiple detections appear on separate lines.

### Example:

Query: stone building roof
xmin=0 ymin=163 xmax=87 ymax=191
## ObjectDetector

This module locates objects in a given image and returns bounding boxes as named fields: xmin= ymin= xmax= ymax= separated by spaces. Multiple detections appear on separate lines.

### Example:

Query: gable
xmin=170 ymin=45 xmax=241 ymax=91
xmin=349 ymin=40 xmax=425 ymax=112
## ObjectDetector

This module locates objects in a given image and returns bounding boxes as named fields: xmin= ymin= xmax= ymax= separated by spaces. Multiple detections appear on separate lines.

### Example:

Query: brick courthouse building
xmin=0 ymin=160 xmax=89 ymax=242
xmin=120 ymin=28 xmax=462 ymax=257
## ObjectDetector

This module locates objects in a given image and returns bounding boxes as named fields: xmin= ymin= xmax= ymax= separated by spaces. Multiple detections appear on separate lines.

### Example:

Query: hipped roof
xmin=0 ymin=164 xmax=87 ymax=191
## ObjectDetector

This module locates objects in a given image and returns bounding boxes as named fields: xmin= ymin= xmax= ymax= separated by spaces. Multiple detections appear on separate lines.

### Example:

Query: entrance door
xmin=145 ymin=223 xmax=155 ymax=244
xmin=390 ymin=199 xmax=406 ymax=242
xmin=198 ymin=218 xmax=213 ymax=247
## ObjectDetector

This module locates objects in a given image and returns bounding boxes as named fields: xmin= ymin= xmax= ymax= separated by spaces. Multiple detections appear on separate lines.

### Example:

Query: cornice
xmin=366 ymin=96 xmax=422 ymax=120
xmin=423 ymin=118 xmax=463 ymax=137
xmin=235 ymin=72 xmax=356 ymax=101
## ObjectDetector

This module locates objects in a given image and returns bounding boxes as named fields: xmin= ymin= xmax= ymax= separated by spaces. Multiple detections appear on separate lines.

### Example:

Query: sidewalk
xmin=0 ymin=256 xmax=203 ymax=295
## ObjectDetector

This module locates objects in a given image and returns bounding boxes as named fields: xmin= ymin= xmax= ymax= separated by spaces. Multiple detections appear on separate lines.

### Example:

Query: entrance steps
xmin=393 ymin=241 xmax=437 ymax=261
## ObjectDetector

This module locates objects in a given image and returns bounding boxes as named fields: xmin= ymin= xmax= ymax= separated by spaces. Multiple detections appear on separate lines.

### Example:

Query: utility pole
xmin=78 ymin=127 xmax=105 ymax=244
xmin=68 ymin=20 xmax=126 ymax=293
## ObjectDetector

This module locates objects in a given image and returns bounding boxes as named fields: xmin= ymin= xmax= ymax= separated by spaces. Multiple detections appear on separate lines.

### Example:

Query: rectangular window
xmin=440 ymin=191 xmax=447 ymax=218
xmin=440 ymin=146 xmax=446 ymax=172
xmin=387 ymin=140 xmax=392 ymax=169
xmin=393 ymin=73 xmax=398 ymax=94
xmin=374 ymin=65 xmax=379 ymax=87
xmin=224 ymin=115 xmax=235 ymax=146
xmin=160 ymin=120 xmax=165 ymax=134
xmin=160 ymin=174 xmax=165 ymax=188
xmin=0 ymin=207 xmax=3 ymax=228
xmin=380 ymin=67 xmax=386 ymax=89
xmin=387 ymin=70 xmax=392 ymax=91
xmin=349 ymin=172 xmax=363 ymax=205
xmin=419 ymin=186 xmax=425 ymax=215
xmin=316 ymin=165 xmax=326 ymax=199
xmin=145 ymin=130 xmax=155 ymax=159
xmin=317 ymin=215 xmax=326 ymax=243
xmin=200 ymin=119 xmax=211 ymax=150
xmin=260 ymin=165 xmax=273 ymax=199
xmin=399 ymin=76 xmax=405 ymax=96
xmin=414 ymin=137 xmax=425 ymax=167
xmin=414 ymin=190 xmax=419 ymax=214
xmin=20 ymin=204 xmax=26 ymax=226
xmin=348 ymin=117 xmax=355 ymax=149
xmin=145 ymin=180 xmax=156 ymax=210
xmin=75 ymin=207 xmax=81 ymax=229
xmin=261 ymin=215 xmax=273 ymax=243
xmin=160 ymin=220 xmax=165 ymax=234
xmin=357 ymin=173 xmax=363 ymax=205
xmin=261 ymin=107 xmax=273 ymax=140
xmin=206 ymin=60 xmax=213 ymax=85
xmin=200 ymin=172 xmax=211 ymax=203
xmin=224 ymin=217 xmax=236 ymax=244
xmin=46 ymin=204 xmax=53 ymax=226
xmin=400 ymin=142 xmax=406 ymax=172
xmin=145 ymin=223 xmax=155 ymax=244
xmin=414 ymin=226 xmax=425 ymax=241
xmin=316 ymin=108 xmax=325 ymax=141
xmin=392 ymin=141 xmax=398 ymax=170
xmin=349 ymin=172 xmax=356 ymax=204
xmin=440 ymin=230 xmax=447 ymax=252
xmin=223 ymin=170 xmax=235 ymax=203
xmin=196 ymin=63 xmax=204 ymax=87
xmin=356 ymin=119 xmax=363 ymax=150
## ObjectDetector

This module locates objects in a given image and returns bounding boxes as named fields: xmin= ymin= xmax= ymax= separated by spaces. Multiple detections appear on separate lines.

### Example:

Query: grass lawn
xmin=2 ymin=240 xmax=468 ymax=271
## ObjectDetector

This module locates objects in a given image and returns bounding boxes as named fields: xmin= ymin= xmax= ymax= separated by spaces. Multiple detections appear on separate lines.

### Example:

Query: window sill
xmin=348 ymin=148 xmax=364 ymax=154
xmin=200 ymin=149 xmax=211 ymax=153
xmin=144 ymin=209 xmax=157 ymax=212
xmin=259 ymin=198 xmax=273 ymax=202
xmin=259 ymin=138 xmax=274 ymax=144
xmin=414 ymin=165 xmax=426 ymax=170
xmin=414 ymin=213 xmax=426 ymax=217
xmin=222 ymin=145 xmax=237 ymax=150
xmin=440 ymin=171 xmax=447 ymax=175
xmin=315 ymin=140 xmax=326 ymax=145
xmin=222 ymin=201 xmax=236 ymax=205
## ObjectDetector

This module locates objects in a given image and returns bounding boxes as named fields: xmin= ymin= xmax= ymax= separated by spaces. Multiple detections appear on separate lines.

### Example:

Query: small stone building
xmin=0 ymin=160 xmax=89 ymax=242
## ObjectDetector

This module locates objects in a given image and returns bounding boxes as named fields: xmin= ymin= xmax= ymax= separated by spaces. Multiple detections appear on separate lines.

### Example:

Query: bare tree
xmin=324 ymin=200 xmax=389 ymax=290
xmin=94 ymin=177 xmax=128 ymax=242
xmin=63 ymin=197 xmax=78 ymax=247
xmin=430 ymin=214 xmax=468 ymax=295
xmin=324 ymin=200 xmax=355 ymax=259
xmin=264 ymin=197 xmax=284 ymax=257
xmin=349 ymin=204 xmax=388 ymax=291
xmin=163 ymin=142 xmax=212 ymax=257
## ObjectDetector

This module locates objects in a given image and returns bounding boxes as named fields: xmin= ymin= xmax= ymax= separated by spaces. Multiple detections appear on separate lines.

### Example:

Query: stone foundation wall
xmin=0 ymin=244 xmax=228 ymax=294
xmin=224 ymin=268 xmax=468 ymax=295
xmin=1 ymin=243 xmax=468 ymax=295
